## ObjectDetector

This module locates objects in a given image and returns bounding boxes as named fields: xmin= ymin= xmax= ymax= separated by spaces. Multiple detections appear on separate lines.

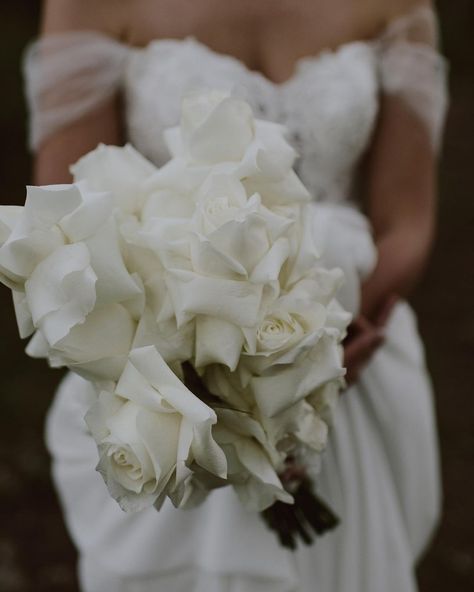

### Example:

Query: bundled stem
xmin=261 ymin=477 xmax=339 ymax=550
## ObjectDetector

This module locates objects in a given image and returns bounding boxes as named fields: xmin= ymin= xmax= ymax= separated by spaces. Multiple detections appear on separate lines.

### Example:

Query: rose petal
xmin=195 ymin=316 xmax=244 ymax=370
xmin=25 ymin=242 xmax=97 ymax=344
xmin=166 ymin=269 xmax=263 ymax=327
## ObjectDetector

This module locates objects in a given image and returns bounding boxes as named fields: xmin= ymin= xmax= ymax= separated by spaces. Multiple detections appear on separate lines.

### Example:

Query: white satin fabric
xmin=26 ymin=4 xmax=447 ymax=592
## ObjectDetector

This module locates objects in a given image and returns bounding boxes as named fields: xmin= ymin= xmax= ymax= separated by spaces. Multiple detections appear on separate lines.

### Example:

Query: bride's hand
xmin=343 ymin=293 xmax=399 ymax=386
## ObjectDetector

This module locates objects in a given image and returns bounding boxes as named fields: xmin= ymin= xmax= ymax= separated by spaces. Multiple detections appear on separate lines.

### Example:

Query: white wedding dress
xmin=24 ymin=5 xmax=448 ymax=592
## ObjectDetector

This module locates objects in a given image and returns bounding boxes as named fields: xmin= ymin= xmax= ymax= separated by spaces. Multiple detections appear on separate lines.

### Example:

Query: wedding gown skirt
xmin=46 ymin=206 xmax=440 ymax=592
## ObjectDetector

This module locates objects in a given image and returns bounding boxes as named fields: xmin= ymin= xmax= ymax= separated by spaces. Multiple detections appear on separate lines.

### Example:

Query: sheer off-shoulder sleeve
xmin=23 ymin=32 xmax=129 ymax=151
xmin=377 ymin=4 xmax=449 ymax=150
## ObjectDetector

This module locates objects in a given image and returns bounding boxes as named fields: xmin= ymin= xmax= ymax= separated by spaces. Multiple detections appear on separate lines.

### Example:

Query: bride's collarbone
xmin=124 ymin=0 xmax=387 ymax=83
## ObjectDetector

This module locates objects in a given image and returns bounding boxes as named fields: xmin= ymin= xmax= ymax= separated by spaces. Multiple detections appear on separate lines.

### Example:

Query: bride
xmin=25 ymin=0 xmax=448 ymax=590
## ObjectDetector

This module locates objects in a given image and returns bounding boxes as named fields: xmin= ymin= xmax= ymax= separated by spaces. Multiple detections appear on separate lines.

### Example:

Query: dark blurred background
xmin=0 ymin=2 xmax=473 ymax=591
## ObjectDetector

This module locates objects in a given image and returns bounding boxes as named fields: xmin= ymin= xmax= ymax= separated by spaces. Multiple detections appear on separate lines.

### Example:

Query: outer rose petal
xmin=236 ymin=120 xmax=297 ymax=181
xmin=251 ymin=334 xmax=346 ymax=417
xmin=181 ymin=94 xmax=254 ymax=165
xmin=84 ymin=217 xmax=143 ymax=306
xmin=0 ymin=206 xmax=23 ymax=244
xmin=12 ymin=290 xmax=34 ymax=338
xmin=195 ymin=316 xmax=244 ymax=371
xmin=38 ymin=303 xmax=137 ymax=381
xmin=117 ymin=346 xmax=227 ymax=480
xmin=25 ymin=242 xmax=97 ymax=345
xmin=165 ymin=269 xmax=263 ymax=328
xmin=214 ymin=424 xmax=292 ymax=512
xmin=132 ymin=307 xmax=195 ymax=363
xmin=71 ymin=144 xmax=157 ymax=214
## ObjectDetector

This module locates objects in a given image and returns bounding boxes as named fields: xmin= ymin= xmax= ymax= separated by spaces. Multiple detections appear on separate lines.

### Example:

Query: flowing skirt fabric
xmin=45 ymin=206 xmax=441 ymax=592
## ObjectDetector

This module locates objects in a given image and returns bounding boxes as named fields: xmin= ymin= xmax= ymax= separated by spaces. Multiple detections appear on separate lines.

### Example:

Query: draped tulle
xmin=23 ymin=31 xmax=128 ymax=150
xmin=377 ymin=5 xmax=449 ymax=149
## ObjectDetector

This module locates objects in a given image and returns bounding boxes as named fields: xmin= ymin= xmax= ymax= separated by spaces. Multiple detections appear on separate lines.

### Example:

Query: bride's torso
xmin=26 ymin=3 xmax=447 ymax=207
xmin=114 ymin=0 xmax=384 ymax=204
xmin=124 ymin=36 xmax=379 ymax=204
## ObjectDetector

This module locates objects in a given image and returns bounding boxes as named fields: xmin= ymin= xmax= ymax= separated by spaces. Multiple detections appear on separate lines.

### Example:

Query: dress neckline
xmin=142 ymin=35 xmax=373 ymax=88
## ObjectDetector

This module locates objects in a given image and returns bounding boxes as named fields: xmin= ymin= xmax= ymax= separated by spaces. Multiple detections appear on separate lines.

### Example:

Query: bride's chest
xmin=122 ymin=38 xmax=380 ymax=201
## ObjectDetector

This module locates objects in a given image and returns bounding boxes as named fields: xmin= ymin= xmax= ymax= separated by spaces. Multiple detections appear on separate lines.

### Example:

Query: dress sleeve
xmin=23 ymin=31 xmax=129 ymax=151
xmin=377 ymin=4 xmax=449 ymax=151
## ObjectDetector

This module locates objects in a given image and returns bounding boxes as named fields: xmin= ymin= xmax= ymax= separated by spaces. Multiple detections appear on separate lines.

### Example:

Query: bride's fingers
xmin=351 ymin=314 xmax=373 ymax=333
xmin=345 ymin=314 xmax=373 ymax=343
xmin=373 ymin=293 xmax=399 ymax=328
xmin=343 ymin=327 xmax=385 ymax=386
xmin=344 ymin=326 xmax=384 ymax=362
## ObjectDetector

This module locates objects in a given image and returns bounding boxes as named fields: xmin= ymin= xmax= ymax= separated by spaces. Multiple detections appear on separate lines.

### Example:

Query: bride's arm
xmin=343 ymin=0 xmax=447 ymax=384
xmin=34 ymin=101 xmax=122 ymax=186
xmin=360 ymin=0 xmax=446 ymax=322
xmin=360 ymin=93 xmax=437 ymax=320
xmin=33 ymin=0 xmax=127 ymax=185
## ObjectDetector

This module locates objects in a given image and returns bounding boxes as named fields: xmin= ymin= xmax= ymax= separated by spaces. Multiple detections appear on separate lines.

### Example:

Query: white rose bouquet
xmin=0 ymin=90 xmax=351 ymax=549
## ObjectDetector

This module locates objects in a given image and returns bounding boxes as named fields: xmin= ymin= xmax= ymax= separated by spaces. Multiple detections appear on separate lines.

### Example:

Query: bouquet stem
xmin=261 ymin=477 xmax=339 ymax=550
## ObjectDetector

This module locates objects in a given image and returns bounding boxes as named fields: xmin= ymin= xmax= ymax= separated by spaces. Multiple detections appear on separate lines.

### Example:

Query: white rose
xmin=143 ymin=157 xmax=210 ymax=201
xmin=255 ymin=310 xmax=305 ymax=353
xmin=132 ymin=306 xmax=195 ymax=363
xmin=25 ymin=243 xmax=97 ymax=344
xmin=86 ymin=346 xmax=227 ymax=511
xmin=0 ymin=182 xmax=141 ymax=301
xmin=264 ymin=400 xmax=329 ymax=454
xmin=0 ymin=184 xmax=126 ymax=296
xmin=212 ymin=411 xmax=292 ymax=512
xmin=0 ymin=206 xmax=24 ymax=288
xmin=193 ymin=173 xmax=247 ymax=235
xmin=280 ymin=203 xmax=323 ymax=288
xmin=242 ymin=272 xmax=346 ymax=373
xmin=164 ymin=90 xmax=297 ymax=183
xmin=193 ymin=172 xmax=294 ymax=238
xmin=194 ymin=315 xmax=244 ymax=371
xmin=307 ymin=380 xmax=343 ymax=426
xmin=201 ymin=362 xmax=254 ymax=415
xmin=165 ymin=90 xmax=255 ymax=166
xmin=11 ymin=289 xmax=34 ymax=338
xmin=243 ymin=169 xmax=310 ymax=208
xmin=210 ymin=378 xmax=329 ymax=461
xmin=142 ymin=183 xmax=296 ymax=370
xmin=142 ymin=188 xmax=195 ymax=221
xmin=0 ymin=185 xmax=78 ymax=289
xmin=250 ymin=332 xmax=346 ymax=417
xmin=0 ymin=184 xmax=143 ymax=378
xmin=71 ymin=143 xmax=157 ymax=214
xmin=27 ymin=303 xmax=137 ymax=382
xmin=235 ymin=119 xmax=297 ymax=182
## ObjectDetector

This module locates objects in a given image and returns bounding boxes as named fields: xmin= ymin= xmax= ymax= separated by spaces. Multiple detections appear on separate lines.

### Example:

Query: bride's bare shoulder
xmin=40 ymin=0 xmax=129 ymax=38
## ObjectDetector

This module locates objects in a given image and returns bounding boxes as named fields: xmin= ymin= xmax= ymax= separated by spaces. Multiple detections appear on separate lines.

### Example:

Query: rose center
xmin=204 ymin=196 xmax=239 ymax=227
xmin=111 ymin=447 xmax=143 ymax=481
xmin=257 ymin=316 xmax=296 ymax=350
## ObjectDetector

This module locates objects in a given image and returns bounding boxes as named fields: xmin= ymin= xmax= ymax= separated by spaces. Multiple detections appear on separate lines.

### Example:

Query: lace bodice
xmin=123 ymin=38 xmax=379 ymax=203
xmin=24 ymin=5 xmax=448 ymax=205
